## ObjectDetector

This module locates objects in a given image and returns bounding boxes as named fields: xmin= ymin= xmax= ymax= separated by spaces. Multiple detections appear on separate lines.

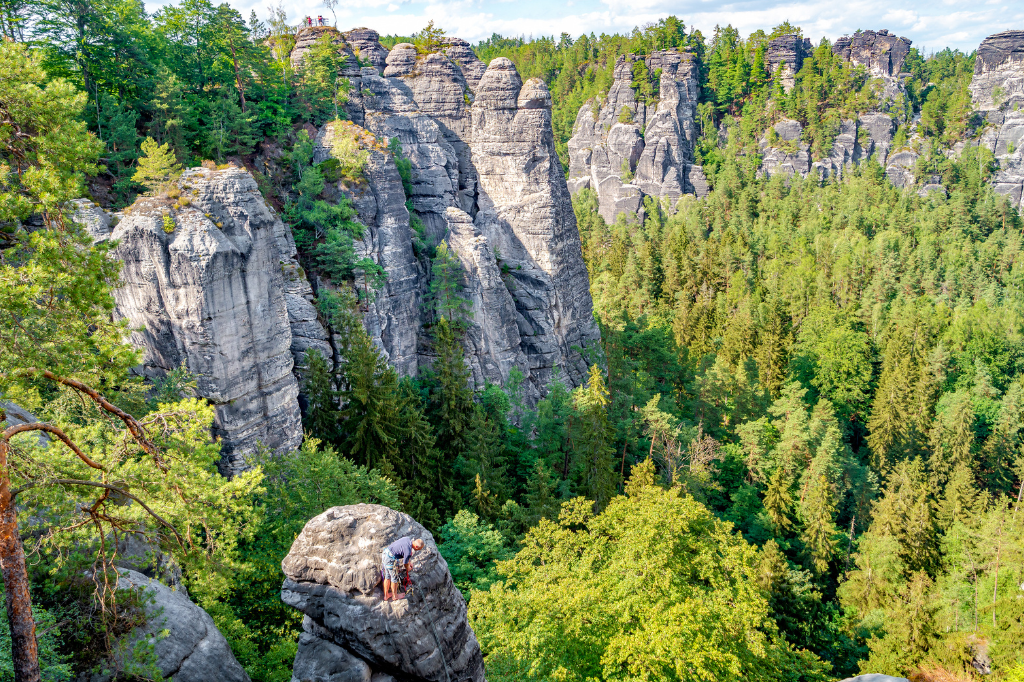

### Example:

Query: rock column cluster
xmin=566 ymin=49 xmax=709 ymax=223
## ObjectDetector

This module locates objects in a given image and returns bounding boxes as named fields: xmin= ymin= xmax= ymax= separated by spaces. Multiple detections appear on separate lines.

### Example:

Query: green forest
xmin=1 ymin=1 xmax=1023 ymax=681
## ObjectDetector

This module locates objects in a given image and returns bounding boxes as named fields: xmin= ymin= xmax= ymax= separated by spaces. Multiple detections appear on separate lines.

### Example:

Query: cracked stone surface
xmin=282 ymin=504 xmax=485 ymax=682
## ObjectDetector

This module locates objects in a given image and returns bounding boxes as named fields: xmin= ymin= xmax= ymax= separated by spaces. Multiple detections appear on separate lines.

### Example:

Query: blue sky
xmin=148 ymin=0 xmax=1023 ymax=53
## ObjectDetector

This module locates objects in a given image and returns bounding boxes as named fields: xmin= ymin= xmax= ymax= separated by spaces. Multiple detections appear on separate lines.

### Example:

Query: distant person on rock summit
xmin=382 ymin=536 xmax=424 ymax=601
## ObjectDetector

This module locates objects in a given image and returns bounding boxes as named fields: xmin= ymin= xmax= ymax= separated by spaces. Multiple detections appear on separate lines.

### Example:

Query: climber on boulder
xmin=381 ymin=536 xmax=424 ymax=601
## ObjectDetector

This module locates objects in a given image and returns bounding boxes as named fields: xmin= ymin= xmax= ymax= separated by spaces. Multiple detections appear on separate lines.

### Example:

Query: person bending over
xmin=381 ymin=536 xmax=424 ymax=601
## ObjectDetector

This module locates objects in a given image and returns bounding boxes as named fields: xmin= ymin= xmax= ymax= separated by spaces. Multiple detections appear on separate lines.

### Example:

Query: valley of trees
xmin=1 ymin=1 xmax=1023 ymax=681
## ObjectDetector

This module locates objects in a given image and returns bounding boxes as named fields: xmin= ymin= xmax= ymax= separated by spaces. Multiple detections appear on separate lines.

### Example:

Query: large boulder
xmin=91 ymin=569 xmax=250 ymax=682
xmin=281 ymin=504 xmax=485 ymax=682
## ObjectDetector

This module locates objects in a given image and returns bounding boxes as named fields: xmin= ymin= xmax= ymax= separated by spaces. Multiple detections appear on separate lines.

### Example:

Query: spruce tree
xmin=301 ymin=349 xmax=341 ymax=445
xmin=763 ymin=467 xmax=795 ymax=536
xmin=571 ymin=364 xmax=619 ymax=510
xmin=800 ymin=474 xmax=838 ymax=575
xmin=338 ymin=323 xmax=402 ymax=471
xmin=428 ymin=242 xmax=472 ymax=328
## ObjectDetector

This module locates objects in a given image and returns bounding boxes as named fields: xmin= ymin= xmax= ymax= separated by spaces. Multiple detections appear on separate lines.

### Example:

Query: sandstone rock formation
xmin=766 ymin=34 xmax=812 ymax=92
xmin=970 ymin=30 xmax=1024 ymax=211
xmin=281 ymin=504 xmax=485 ymax=682
xmin=92 ymin=569 xmax=250 ymax=682
xmin=345 ymin=27 xmax=390 ymax=74
xmin=314 ymin=39 xmax=600 ymax=398
xmin=109 ymin=167 xmax=316 ymax=474
xmin=833 ymin=29 xmax=911 ymax=77
xmin=566 ymin=49 xmax=708 ymax=223
xmin=442 ymin=37 xmax=488 ymax=92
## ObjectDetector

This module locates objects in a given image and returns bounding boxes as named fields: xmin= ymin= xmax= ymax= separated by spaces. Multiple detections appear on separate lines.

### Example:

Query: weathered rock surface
xmin=766 ymin=34 xmax=812 ymax=91
xmin=313 ymin=121 xmax=423 ymax=377
xmin=441 ymin=37 xmax=488 ymax=93
xmin=971 ymin=30 xmax=1024 ymax=211
xmin=471 ymin=65 xmax=601 ymax=392
xmin=833 ymin=29 xmax=912 ymax=77
xmin=311 ymin=38 xmax=599 ymax=397
xmin=281 ymin=504 xmax=484 ymax=682
xmin=91 ymin=569 xmax=249 ymax=682
xmin=344 ymin=27 xmax=389 ymax=74
xmin=110 ymin=167 xmax=311 ymax=474
xmin=567 ymin=49 xmax=708 ymax=223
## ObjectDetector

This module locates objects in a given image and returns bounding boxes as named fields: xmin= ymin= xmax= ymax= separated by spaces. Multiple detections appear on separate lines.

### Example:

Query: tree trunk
xmin=228 ymin=36 xmax=247 ymax=113
xmin=0 ymin=440 xmax=40 ymax=682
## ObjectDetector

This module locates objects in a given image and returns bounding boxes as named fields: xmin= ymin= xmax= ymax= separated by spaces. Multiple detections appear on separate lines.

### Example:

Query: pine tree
xmin=928 ymin=390 xmax=976 ymax=488
xmin=133 ymin=136 xmax=182 ymax=193
xmin=524 ymin=459 xmax=560 ymax=523
xmin=800 ymin=474 xmax=838 ymax=575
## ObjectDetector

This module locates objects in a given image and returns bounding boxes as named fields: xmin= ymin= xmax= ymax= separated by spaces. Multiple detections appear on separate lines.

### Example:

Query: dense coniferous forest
xmin=1 ymin=1 xmax=1023 ymax=680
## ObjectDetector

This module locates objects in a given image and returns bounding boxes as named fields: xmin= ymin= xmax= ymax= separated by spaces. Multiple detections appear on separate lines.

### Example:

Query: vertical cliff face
xmin=832 ymin=29 xmax=912 ymax=77
xmin=313 ymin=118 xmax=423 ymax=377
xmin=310 ymin=42 xmax=600 ymax=398
xmin=970 ymin=30 xmax=1024 ymax=211
xmin=766 ymin=34 xmax=813 ymax=92
xmin=566 ymin=49 xmax=708 ymax=223
xmin=109 ymin=167 xmax=312 ymax=474
xmin=470 ymin=64 xmax=601 ymax=392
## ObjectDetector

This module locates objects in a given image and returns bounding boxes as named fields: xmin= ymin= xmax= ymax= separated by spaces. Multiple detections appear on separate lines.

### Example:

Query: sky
xmin=147 ymin=0 xmax=1024 ymax=54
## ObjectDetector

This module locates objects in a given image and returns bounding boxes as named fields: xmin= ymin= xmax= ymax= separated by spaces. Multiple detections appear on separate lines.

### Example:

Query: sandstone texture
xmin=970 ymin=30 xmax=1024 ymax=211
xmin=313 ymin=38 xmax=600 ymax=398
xmin=108 ymin=167 xmax=317 ymax=474
xmin=345 ymin=27 xmax=390 ymax=74
xmin=832 ymin=29 xmax=912 ymax=77
xmin=766 ymin=34 xmax=812 ymax=92
xmin=89 ymin=569 xmax=250 ymax=682
xmin=567 ymin=49 xmax=708 ymax=223
xmin=281 ymin=504 xmax=485 ymax=682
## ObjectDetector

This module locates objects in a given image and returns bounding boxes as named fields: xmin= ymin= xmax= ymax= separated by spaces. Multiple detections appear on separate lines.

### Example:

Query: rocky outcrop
xmin=384 ymin=44 xmax=477 ymax=214
xmin=758 ymin=115 xmax=912 ymax=182
xmin=93 ymin=569 xmax=249 ymax=682
xmin=312 ymin=38 xmax=600 ymax=397
xmin=441 ymin=37 xmax=488 ymax=92
xmin=567 ymin=49 xmax=708 ymax=223
xmin=470 ymin=65 xmax=601 ymax=392
xmin=313 ymin=120 xmax=423 ymax=377
xmin=281 ymin=504 xmax=485 ymax=682
xmin=833 ymin=29 xmax=912 ymax=77
xmin=766 ymin=34 xmax=812 ymax=92
xmin=971 ymin=30 xmax=1024 ymax=211
xmin=110 ymin=167 xmax=315 ymax=474
xmin=344 ymin=27 xmax=389 ymax=74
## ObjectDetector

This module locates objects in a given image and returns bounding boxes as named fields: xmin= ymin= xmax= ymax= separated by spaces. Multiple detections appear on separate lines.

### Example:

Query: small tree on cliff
xmin=133 ymin=136 xmax=182 ymax=194
xmin=415 ymin=20 xmax=445 ymax=54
